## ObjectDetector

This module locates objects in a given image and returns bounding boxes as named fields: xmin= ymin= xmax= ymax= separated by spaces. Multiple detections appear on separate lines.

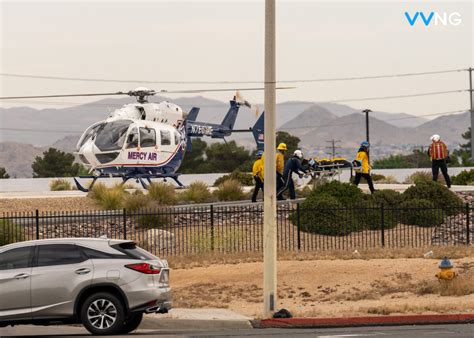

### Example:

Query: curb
xmin=253 ymin=314 xmax=474 ymax=328
xmin=142 ymin=318 xmax=253 ymax=330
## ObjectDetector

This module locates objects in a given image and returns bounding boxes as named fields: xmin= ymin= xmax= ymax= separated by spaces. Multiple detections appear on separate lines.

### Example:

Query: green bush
xmin=148 ymin=182 xmax=176 ymax=205
xmin=366 ymin=189 xmax=403 ymax=207
xmin=214 ymin=179 xmax=245 ymax=201
xmin=180 ymin=181 xmax=213 ymax=204
xmin=399 ymin=199 xmax=443 ymax=227
xmin=49 ymin=178 xmax=73 ymax=191
xmin=404 ymin=171 xmax=447 ymax=185
xmin=213 ymin=170 xmax=254 ymax=187
xmin=402 ymin=181 xmax=462 ymax=215
xmin=0 ymin=220 xmax=19 ymax=246
xmin=294 ymin=195 xmax=361 ymax=236
xmin=311 ymin=181 xmax=365 ymax=205
xmin=451 ymin=169 xmax=474 ymax=185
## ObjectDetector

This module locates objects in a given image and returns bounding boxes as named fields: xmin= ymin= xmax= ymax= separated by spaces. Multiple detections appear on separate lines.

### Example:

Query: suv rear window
xmin=111 ymin=242 xmax=156 ymax=260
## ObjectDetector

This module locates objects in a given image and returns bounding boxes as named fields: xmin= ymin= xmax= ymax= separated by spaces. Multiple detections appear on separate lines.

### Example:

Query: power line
xmin=0 ymin=68 xmax=466 ymax=85
xmin=1 ymin=89 xmax=467 ymax=108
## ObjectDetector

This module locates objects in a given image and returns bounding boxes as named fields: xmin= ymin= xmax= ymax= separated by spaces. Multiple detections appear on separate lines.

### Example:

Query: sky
xmin=0 ymin=0 xmax=473 ymax=118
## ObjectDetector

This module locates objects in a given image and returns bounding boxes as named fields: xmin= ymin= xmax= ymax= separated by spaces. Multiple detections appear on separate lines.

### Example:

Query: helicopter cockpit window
xmin=95 ymin=120 xmax=132 ymax=151
xmin=160 ymin=130 xmax=171 ymax=146
xmin=78 ymin=123 xmax=104 ymax=150
xmin=140 ymin=128 xmax=156 ymax=147
xmin=126 ymin=127 xmax=139 ymax=149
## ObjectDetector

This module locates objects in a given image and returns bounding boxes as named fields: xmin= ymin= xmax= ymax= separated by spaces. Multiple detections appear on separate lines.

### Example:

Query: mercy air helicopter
xmin=0 ymin=87 xmax=270 ymax=191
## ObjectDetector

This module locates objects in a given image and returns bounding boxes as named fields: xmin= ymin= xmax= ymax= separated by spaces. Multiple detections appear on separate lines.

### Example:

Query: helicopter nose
xmin=78 ymin=141 xmax=97 ymax=166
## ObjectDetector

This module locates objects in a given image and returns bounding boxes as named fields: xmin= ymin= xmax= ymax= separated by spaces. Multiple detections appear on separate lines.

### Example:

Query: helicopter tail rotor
xmin=235 ymin=90 xmax=260 ymax=117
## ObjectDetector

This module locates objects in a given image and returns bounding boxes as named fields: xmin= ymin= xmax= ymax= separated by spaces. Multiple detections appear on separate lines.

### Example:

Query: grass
xmin=123 ymin=191 xmax=151 ymax=211
xmin=179 ymin=181 xmax=213 ymax=203
xmin=88 ymin=183 xmax=126 ymax=210
xmin=49 ymin=178 xmax=74 ymax=191
xmin=214 ymin=179 xmax=244 ymax=201
xmin=148 ymin=182 xmax=177 ymax=205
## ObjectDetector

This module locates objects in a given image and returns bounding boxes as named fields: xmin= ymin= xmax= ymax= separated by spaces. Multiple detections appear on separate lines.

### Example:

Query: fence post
xmin=380 ymin=203 xmax=385 ymax=248
xmin=466 ymin=203 xmax=470 ymax=246
xmin=210 ymin=205 xmax=215 ymax=251
xmin=123 ymin=208 xmax=127 ymax=240
xmin=35 ymin=209 xmax=39 ymax=240
xmin=297 ymin=203 xmax=301 ymax=250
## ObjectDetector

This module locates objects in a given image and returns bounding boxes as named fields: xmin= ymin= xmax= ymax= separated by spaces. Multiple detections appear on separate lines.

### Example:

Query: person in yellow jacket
xmin=251 ymin=150 xmax=264 ymax=202
xmin=352 ymin=141 xmax=375 ymax=193
xmin=276 ymin=143 xmax=287 ymax=200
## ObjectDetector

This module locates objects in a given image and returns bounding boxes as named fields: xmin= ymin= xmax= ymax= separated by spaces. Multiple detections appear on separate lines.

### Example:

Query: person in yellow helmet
xmin=251 ymin=150 xmax=264 ymax=202
xmin=276 ymin=143 xmax=287 ymax=200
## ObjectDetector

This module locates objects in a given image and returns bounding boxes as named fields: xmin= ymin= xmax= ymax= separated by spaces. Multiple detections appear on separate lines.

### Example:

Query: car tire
xmin=80 ymin=292 xmax=125 ymax=335
xmin=120 ymin=312 xmax=143 ymax=333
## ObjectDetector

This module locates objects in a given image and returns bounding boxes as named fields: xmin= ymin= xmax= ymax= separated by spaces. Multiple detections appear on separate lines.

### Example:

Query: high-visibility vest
xmin=429 ymin=141 xmax=448 ymax=160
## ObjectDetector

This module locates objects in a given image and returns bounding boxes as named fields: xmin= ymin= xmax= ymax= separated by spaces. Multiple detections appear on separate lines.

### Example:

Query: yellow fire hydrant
xmin=435 ymin=257 xmax=456 ymax=280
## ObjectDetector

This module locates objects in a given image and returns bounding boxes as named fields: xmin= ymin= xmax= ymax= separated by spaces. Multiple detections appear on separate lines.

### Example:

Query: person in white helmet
xmin=428 ymin=134 xmax=451 ymax=187
xmin=277 ymin=149 xmax=306 ymax=200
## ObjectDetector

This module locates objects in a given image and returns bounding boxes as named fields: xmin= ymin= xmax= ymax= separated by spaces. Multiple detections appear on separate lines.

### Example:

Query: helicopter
xmin=0 ymin=87 xmax=269 ymax=191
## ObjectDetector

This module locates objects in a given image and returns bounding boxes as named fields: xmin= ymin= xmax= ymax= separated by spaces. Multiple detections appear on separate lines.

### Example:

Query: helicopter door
xmin=126 ymin=127 xmax=139 ymax=149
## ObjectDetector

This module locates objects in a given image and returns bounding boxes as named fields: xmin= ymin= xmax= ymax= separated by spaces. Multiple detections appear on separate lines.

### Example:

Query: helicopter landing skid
xmin=73 ymin=174 xmax=185 ymax=192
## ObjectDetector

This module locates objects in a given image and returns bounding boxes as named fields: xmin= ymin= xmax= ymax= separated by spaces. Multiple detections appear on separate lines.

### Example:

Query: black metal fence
xmin=1 ymin=202 xmax=472 ymax=257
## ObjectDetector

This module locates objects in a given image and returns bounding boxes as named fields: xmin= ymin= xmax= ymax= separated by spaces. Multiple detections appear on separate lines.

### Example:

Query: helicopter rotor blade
xmin=155 ymin=86 xmax=294 ymax=94
xmin=0 ymin=86 xmax=295 ymax=100
xmin=234 ymin=90 xmax=260 ymax=117
xmin=0 ymin=92 xmax=127 ymax=100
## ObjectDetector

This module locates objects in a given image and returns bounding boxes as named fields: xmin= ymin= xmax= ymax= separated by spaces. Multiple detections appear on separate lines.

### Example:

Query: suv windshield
xmin=95 ymin=120 xmax=132 ymax=151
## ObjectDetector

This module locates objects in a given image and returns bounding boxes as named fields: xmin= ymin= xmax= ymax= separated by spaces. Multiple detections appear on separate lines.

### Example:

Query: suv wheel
xmin=81 ymin=292 xmax=125 ymax=335
xmin=120 ymin=312 xmax=143 ymax=333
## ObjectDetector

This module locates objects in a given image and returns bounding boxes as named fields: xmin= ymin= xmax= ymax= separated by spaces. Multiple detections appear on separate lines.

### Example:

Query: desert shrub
xmin=214 ymin=179 xmax=245 ymax=201
xmin=451 ymin=169 xmax=474 ymax=185
xmin=148 ymin=182 xmax=176 ymax=205
xmin=123 ymin=192 xmax=151 ymax=211
xmin=366 ymin=189 xmax=403 ymax=207
xmin=311 ymin=180 xmax=365 ymax=206
xmin=295 ymin=195 xmax=361 ymax=236
xmin=181 ymin=181 xmax=212 ymax=204
xmin=0 ymin=220 xmax=20 ymax=246
xmin=49 ymin=178 xmax=73 ymax=191
xmin=404 ymin=171 xmax=447 ymax=185
xmin=399 ymin=199 xmax=443 ymax=227
xmin=376 ymin=175 xmax=399 ymax=184
xmin=213 ymin=170 xmax=254 ymax=187
xmin=402 ymin=181 xmax=462 ymax=215
xmin=88 ymin=183 xmax=125 ymax=210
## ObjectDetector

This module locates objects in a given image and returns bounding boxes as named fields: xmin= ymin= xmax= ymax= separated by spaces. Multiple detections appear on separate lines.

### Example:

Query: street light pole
xmin=263 ymin=0 xmax=277 ymax=318
xmin=469 ymin=67 xmax=473 ymax=159
xmin=362 ymin=109 xmax=372 ymax=161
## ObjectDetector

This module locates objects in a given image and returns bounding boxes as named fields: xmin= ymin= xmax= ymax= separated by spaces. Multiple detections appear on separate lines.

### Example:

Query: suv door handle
xmin=75 ymin=268 xmax=91 ymax=275
xmin=14 ymin=273 xmax=30 ymax=280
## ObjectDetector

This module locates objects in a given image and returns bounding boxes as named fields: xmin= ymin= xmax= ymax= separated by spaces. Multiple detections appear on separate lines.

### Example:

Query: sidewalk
xmin=254 ymin=313 xmax=474 ymax=328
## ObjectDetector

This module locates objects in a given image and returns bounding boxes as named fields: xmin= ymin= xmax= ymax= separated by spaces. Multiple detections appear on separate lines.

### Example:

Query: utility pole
xmin=326 ymin=139 xmax=341 ymax=159
xmin=469 ymin=67 xmax=473 ymax=159
xmin=263 ymin=0 xmax=277 ymax=318
xmin=362 ymin=109 xmax=372 ymax=162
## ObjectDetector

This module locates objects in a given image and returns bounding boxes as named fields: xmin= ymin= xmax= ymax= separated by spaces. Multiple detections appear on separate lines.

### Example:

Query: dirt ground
xmin=0 ymin=197 xmax=98 ymax=214
xmin=170 ymin=255 xmax=474 ymax=318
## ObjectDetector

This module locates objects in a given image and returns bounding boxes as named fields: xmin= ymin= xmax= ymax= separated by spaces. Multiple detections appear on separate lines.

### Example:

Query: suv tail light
xmin=125 ymin=263 xmax=161 ymax=274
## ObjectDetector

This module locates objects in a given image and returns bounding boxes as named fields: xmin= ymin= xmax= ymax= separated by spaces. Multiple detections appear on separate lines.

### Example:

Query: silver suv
xmin=0 ymin=238 xmax=171 ymax=335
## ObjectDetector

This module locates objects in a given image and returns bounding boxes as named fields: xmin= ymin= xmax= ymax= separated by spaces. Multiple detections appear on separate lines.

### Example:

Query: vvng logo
xmin=404 ymin=11 xmax=462 ymax=26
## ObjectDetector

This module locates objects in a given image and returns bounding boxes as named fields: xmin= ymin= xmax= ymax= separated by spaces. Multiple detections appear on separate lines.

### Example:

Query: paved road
xmin=1 ymin=324 xmax=473 ymax=337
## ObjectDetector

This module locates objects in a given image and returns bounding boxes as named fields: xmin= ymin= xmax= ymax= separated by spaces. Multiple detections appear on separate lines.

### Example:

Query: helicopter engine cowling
xmin=107 ymin=102 xmax=185 ymax=127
